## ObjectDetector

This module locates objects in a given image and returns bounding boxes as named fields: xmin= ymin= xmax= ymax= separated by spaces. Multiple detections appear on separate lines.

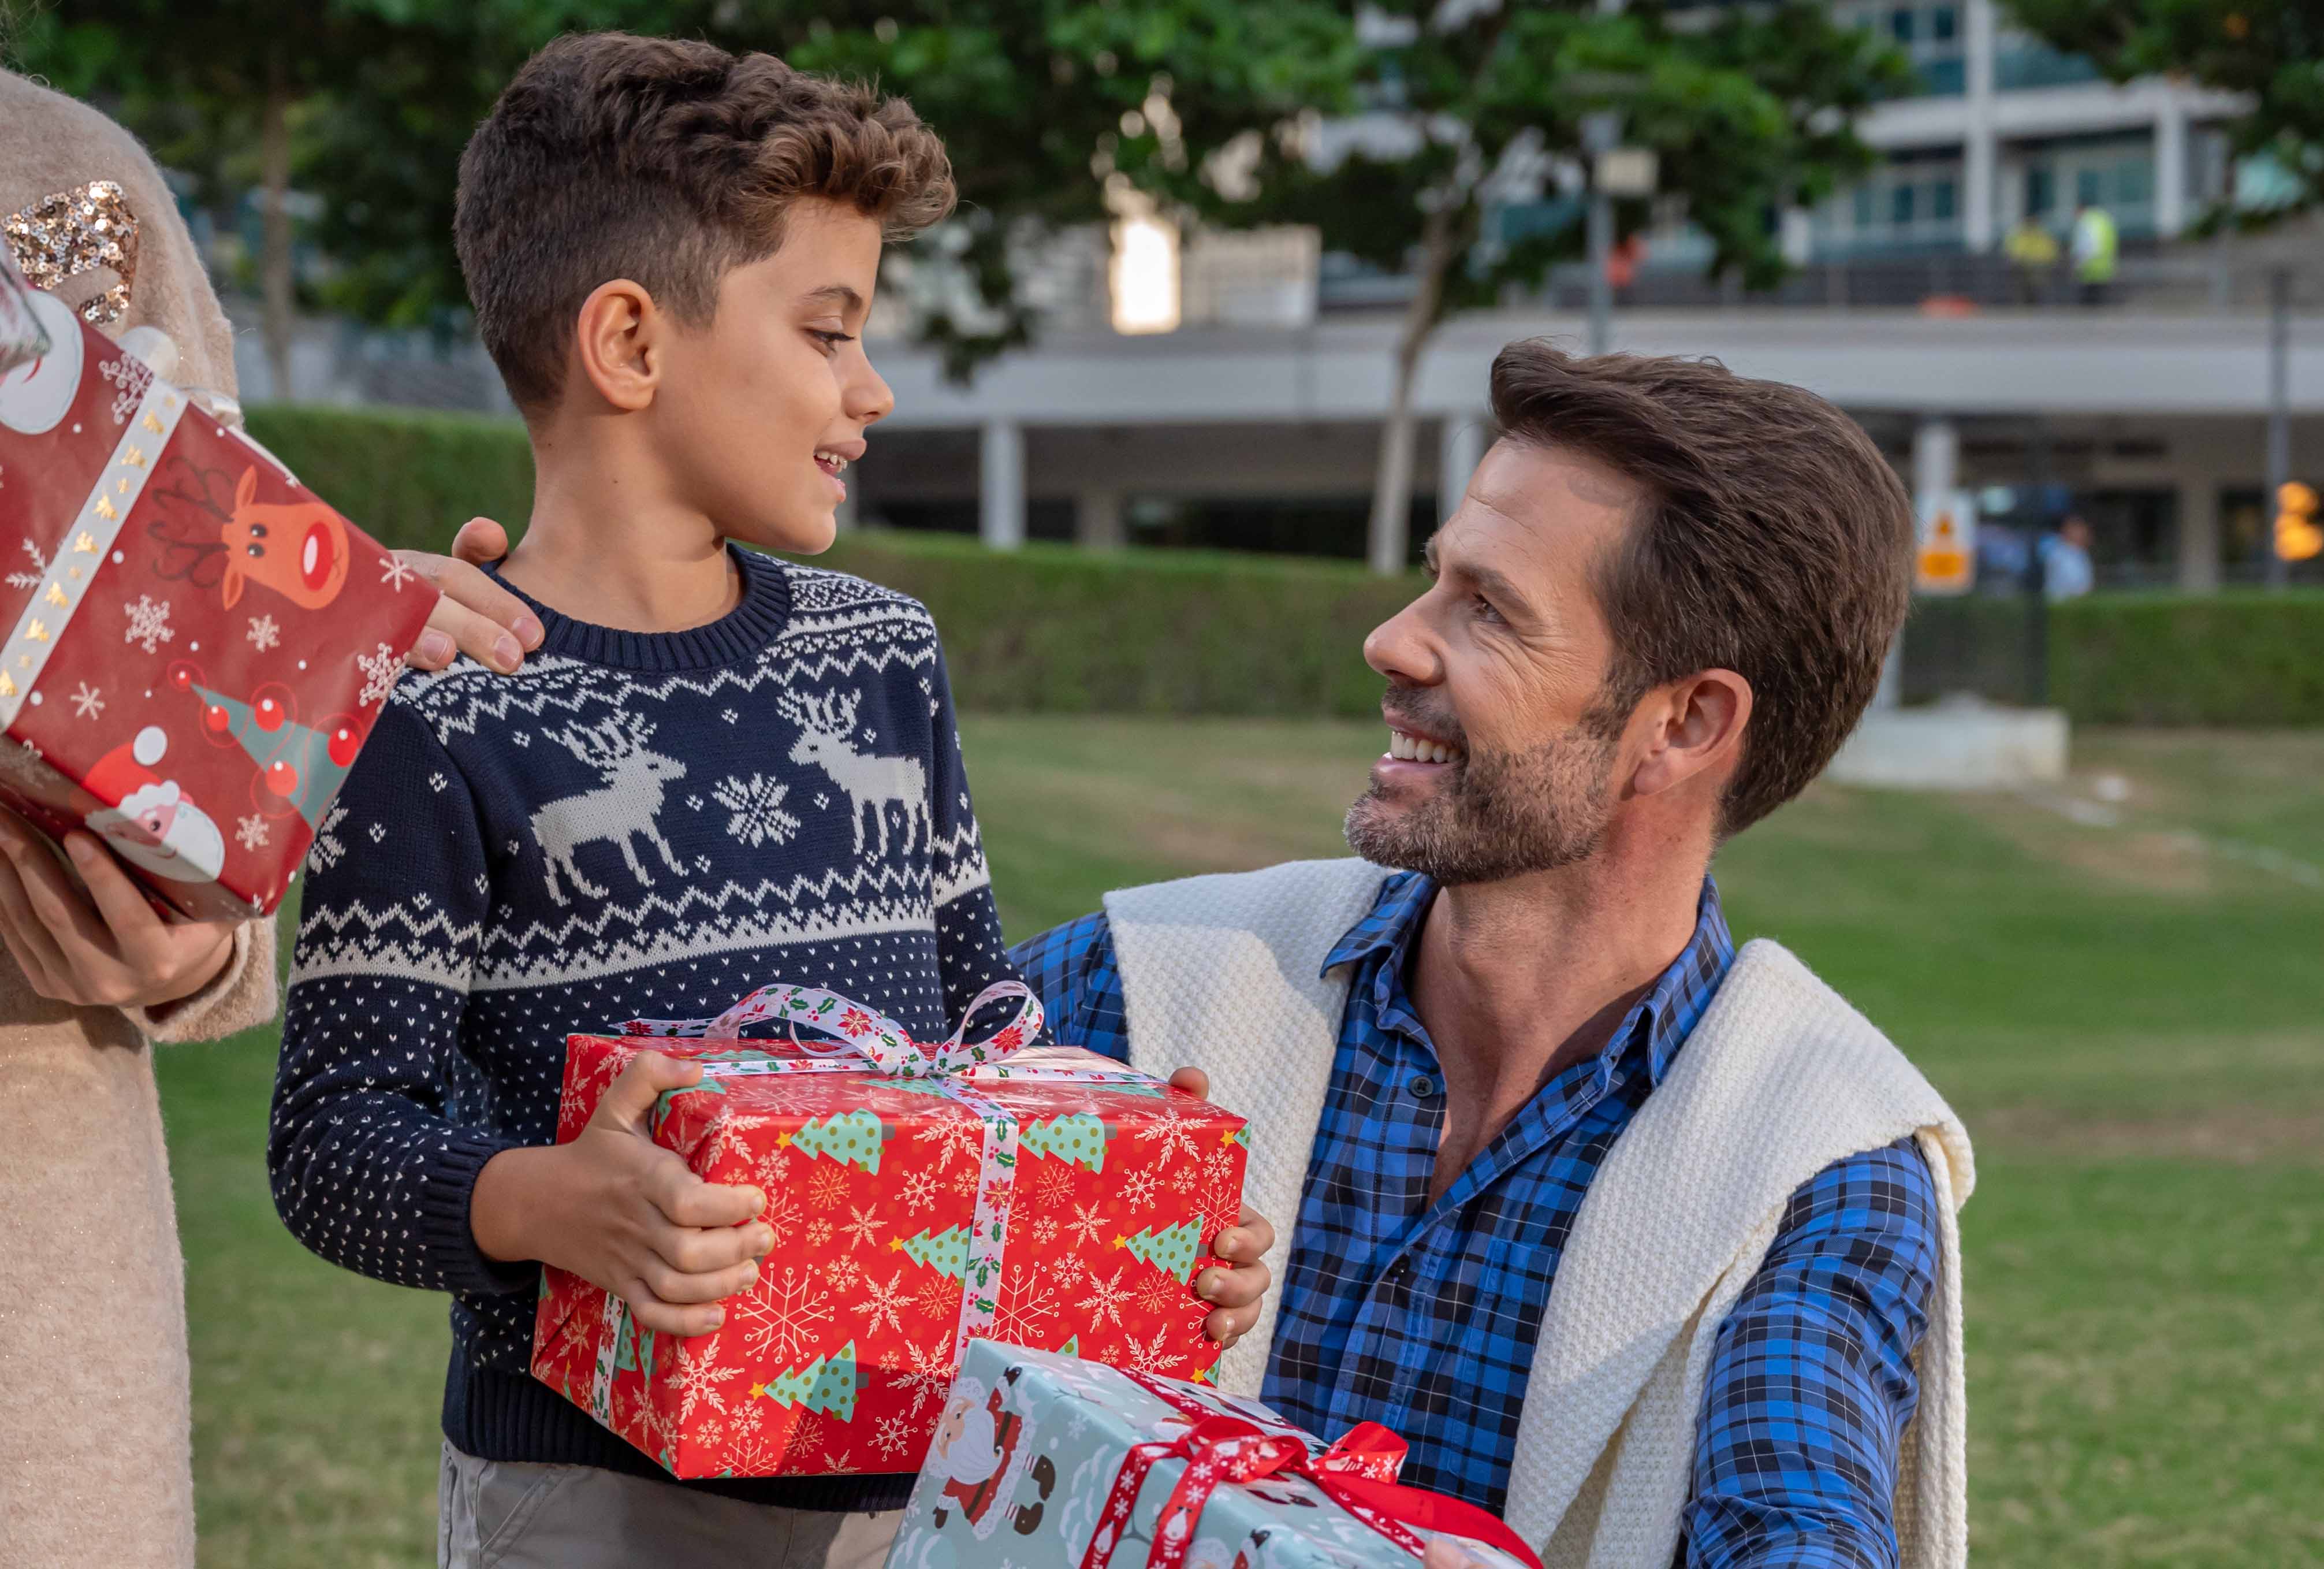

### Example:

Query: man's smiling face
xmin=1343 ymin=438 xmax=1647 ymax=884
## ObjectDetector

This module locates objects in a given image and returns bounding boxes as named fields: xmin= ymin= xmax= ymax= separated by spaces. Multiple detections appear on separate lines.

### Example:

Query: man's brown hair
xmin=456 ymin=32 xmax=955 ymax=411
xmin=1487 ymin=342 xmax=1913 ymax=837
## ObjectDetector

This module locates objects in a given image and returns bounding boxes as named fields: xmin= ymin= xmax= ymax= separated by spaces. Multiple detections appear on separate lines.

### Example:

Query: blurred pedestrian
xmin=2004 ymin=212 xmax=2058 ymax=304
xmin=2069 ymin=202 xmax=2117 ymax=306
xmin=2039 ymin=514 xmax=2096 ymax=600
xmin=0 ymin=68 xmax=544 ymax=1569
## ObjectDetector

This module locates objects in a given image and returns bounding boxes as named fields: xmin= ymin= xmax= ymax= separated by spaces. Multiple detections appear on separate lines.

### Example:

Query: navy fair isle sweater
xmin=270 ymin=547 xmax=1016 ymax=1510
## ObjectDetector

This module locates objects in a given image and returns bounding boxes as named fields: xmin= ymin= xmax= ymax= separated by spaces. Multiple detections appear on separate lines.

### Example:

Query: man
xmin=2069 ymin=202 xmax=2117 ymax=307
xmin=2038 ymin=513 xmax=2096 ymax=600
xmin=1012 ymin=343 xmax=1972 ymax=1569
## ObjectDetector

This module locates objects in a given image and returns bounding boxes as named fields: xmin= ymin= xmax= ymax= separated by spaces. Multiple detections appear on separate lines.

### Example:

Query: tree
xmin=895 ymin=1224 xmax=972 ymax=1278
xmin=785 ymin=1107 xmax=888 ymax=1173
xmin=760 ymin=1340 xmax=861 ymax=1419
xmin=21 ymin=1 xmax=1358 ymax=378
xmin=1116 ymin=1219 xmax=1201 ymax=1281
xmin=2003 ymin=0 xmax=2322 ymax=224
xmin=1155 ymin=2 xmax=1910 ymax=571
xmin=1019 ymin=1111 xmax=1109 ymax=1171
xmin=9 ymin=1 xmax=424 ymax=395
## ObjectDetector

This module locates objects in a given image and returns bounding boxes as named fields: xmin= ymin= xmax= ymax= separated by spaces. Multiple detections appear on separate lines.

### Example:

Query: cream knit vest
xmin=1104 ymin=858 xmax=1973 ymax=1569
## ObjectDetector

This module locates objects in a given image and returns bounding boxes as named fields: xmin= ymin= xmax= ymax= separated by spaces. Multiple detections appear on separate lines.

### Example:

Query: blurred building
xmin=233 ymin=0 xmax=2322 ymax=590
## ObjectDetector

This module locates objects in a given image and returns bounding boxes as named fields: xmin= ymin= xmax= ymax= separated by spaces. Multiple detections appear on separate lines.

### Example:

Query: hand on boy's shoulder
xmin=397 ymin=517 xmax=545 ymax=676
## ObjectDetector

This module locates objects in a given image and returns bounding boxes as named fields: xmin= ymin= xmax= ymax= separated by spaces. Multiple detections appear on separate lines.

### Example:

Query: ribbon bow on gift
xmin=1081 ymin=1378 xmax=1543 ymax=1569
xmin=620 ymin=979 xmax=1046 ymax=1077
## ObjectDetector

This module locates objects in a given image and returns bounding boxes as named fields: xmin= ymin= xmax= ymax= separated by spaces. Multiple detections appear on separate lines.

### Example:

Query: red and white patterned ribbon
xmin=614 ymin=981 xmax=1167 ymax=1368
xmin=1077 ymin=1374 xmax=1543 ymax=1569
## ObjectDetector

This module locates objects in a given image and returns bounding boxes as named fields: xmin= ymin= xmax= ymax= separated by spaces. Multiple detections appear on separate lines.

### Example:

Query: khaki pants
xmin=438 ymin=1442 xmax=904 ymax=1569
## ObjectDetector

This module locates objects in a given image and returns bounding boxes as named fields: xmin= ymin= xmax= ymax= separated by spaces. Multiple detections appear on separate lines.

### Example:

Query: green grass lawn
xmin=159 ymin=720 xmax=2324 ymax=1567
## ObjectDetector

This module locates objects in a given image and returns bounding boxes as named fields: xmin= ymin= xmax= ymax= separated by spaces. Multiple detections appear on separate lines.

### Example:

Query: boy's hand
xmin=0 ymin=812 xmax=236 ymax=1011
xmin=1170 ymin=1065 xmax=1277 ymax=1351
xmin=471 ymin=1052 xmax=773 ymax=1336
xmin=399 ymin=516 xmax=544 ymax=675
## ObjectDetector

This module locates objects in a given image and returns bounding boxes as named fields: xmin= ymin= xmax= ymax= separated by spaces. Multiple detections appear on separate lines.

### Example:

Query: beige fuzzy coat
xmin=1 ymin=71 xmax=280 ymax=1569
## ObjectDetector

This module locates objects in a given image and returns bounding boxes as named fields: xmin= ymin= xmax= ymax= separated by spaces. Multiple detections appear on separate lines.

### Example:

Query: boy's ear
xmin=571 ymin=278 xmax=662 ymax=414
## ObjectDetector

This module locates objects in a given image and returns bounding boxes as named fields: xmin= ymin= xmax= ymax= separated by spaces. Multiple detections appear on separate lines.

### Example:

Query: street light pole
xmin=1583 ymin=113 xmax=1619 ymax=357
xmin=2266 ymin=265 xmax=2291 ymax=590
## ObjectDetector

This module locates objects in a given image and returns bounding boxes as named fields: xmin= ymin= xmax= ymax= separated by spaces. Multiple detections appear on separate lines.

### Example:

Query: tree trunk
xmin=1366 ymin=209 xmax=1459 ymax=575
xmin=259 ymin=45 xmax=294 ymax=401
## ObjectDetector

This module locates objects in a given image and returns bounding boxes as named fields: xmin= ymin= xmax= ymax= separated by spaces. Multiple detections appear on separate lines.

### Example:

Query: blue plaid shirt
xmin=1011 ymin=872 xmax=1939 ymax=1569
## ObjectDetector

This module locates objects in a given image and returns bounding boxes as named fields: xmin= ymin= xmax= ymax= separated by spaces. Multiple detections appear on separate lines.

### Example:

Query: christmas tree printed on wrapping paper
xmin=896 ymin=1224 xmax=971 ymax=1279
xmin=1018 ymin=1111 xmax=1108 ymax=1172
xmin=757 ymin=1341 xmax=860 ymax=1421
xmin=784 ymin=1107 xmax=887 ymax=1172
xmin=1118 ymin=1220 xmax=1202 ymax=1281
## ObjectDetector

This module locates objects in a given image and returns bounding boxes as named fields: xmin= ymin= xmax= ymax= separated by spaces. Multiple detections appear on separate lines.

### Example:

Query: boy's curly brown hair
xmin=456 ymin=32 xmax=955 ymax=411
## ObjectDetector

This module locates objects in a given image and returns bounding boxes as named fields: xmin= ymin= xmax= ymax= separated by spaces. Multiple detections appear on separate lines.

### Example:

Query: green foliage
xmin=1187 ymin=1 xmax=1912 ymax=322
xmin=16 ymin=1 xmax=1357 ymax=363
xmin=2001 ymin=0 xmax=2324 ymax=224
xmin=2049 ymin=590 xmax=2324 ymax=726
xmin=241 ymin=403 xmax=535 ymax=559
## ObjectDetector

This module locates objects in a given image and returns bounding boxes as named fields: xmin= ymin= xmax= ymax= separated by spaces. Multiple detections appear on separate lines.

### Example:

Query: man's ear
xmin=570 ymin=278 xmax=662 ymax=413
xmin=1629 ymin=669 xmax=1753 ymax=801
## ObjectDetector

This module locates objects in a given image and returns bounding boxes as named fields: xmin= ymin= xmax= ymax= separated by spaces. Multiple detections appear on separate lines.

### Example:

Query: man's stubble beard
xmin=1343 ymin=705 xmax=1629 ymax=885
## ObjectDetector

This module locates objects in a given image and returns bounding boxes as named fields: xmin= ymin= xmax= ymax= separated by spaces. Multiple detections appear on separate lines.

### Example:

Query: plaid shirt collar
xmin=1320 ymin=870 xmax=1735 ymax=1092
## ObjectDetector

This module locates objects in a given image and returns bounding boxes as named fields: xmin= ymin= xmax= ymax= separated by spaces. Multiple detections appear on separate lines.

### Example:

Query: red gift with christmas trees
xmin=0 ymin=270 xmax=437 ymax=917
xmin=532 ymin=981 xmax=1250 ymax=1480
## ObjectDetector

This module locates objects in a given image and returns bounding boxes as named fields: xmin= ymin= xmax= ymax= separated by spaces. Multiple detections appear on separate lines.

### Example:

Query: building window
xmin=1930 ymin=5 xmax=1958 ymax=41
xmin=2025 ymin=166 xmax=2055 ymax=216
xmin=1932 ymin=180 xmax=1957 ymax=222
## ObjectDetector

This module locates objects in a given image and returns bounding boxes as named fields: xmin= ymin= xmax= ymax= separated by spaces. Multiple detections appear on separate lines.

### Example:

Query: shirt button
xmin=1409 ymin=1074 xmax=1437 ymax=1099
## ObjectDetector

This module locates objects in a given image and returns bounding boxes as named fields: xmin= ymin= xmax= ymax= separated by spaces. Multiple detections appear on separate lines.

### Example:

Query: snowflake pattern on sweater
xmin=269 ymin=550 xmax=1014 ymax=1504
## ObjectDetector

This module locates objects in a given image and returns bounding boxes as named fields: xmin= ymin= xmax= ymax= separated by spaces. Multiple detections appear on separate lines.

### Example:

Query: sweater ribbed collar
xmin=482 ymin=543 xmax=791 ymax=673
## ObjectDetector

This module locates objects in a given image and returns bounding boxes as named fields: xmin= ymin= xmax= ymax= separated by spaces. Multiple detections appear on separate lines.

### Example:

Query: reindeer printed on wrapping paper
xmin=530 ymin=712 xmax=688 ymax=905
xmin=777 ymin=687 xmax=929 ymax=857
xmin=145 ymin=458 xmax=352 ymax=611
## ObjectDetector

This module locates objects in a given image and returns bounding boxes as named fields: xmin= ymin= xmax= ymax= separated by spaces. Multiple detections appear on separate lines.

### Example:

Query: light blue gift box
xmin=887 ymin=1341 xmax=1530 ymax=1569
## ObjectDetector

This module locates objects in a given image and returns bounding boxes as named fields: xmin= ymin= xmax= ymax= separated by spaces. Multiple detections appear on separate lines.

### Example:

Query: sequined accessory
xmin=3 ymin=181 xmax=140 ymax=327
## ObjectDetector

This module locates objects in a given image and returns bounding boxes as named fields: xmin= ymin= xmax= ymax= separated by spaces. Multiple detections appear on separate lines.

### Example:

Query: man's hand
xmin=0 ymin=812 xmax=236 ymax=1011
xmin=1170 ymin=1065 xmax=1278 ymax=1351
xmin=398 ymin=516 xmax=543 ymax=674
xmin=471 ymin=1051 xmax=773 ymax=1336
xmin=1422 ymin=1541 xmax=1488 ymax=1569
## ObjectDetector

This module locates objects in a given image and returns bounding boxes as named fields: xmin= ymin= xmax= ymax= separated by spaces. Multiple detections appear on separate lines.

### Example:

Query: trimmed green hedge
xmin=244 ymin=402 xmax=2324 ymax=726
xmin=2050 ymin=592 xmax=2324 ymax=727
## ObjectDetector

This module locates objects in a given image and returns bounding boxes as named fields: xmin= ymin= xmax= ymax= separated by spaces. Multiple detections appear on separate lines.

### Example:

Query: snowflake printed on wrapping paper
xmin=235 ymin=814 xmax=269 ymax=852
xmin=247 ymin=614 xmax=280 ymax=652
xmin=839 ymin=1203 xmax=887 ymax=1251
xmin=1122 ymin=1326 xmax=1177 ymax=1377
xmin=992 ymin=1277 xmax=1060 ymax=1348
xmin=873 ymin=1415 xmax=917 ymax=1460
xmin=806 ymin=1219 xmax=834 ymax=1250
xmin=378 ymin=555 xmax=417 ymax=592
xmin=1030 ymin=1215 xmax=1061 ymax=1250
xmin=823 ymin=1255 xmax=863 ymax=1295
xmin=1077 ymin=1265 xmax=1133 ymax=1330
xmin=1135 ymin=1104 xmax=1204 ymax=1166
xmin=899 ymin=1170 xmax=940 ymax=1213
xmin=1033 ymin=1163 xmax=1075 ymax=1211
xmin=760 ymin=1194 xmax=806 ymax=1249
xmin=355 ymin=642 xmax=399 ymax=709
xmin=123 ymin=594 xmax=174 ymax=654
xmin=808 ymin=1165 xmax=850 ymax=1210
xmin=1119 ymin=1168 xmax=1162 ymax=1208
xmin=1064 ymin=1202 xmax=1106 ymax=1250
xmin=733 ymin=1265 xmax=833 ymax=1364
xmin=67 ymin=682 xmax=102 ymax=720
xmin=98 ymin=354 xmax=152 ymax=426
xmin=855 ymin=1268 xmax=911 ymax=1337
xmin=711 ymin=772 xmax=802 ymax=848
xmin=915 ymin=1111 xmax=985 ymax=1172
xmin=670 ymin=1340 xmax=744 ymax=1423
xmin=6 ymin=538 xmax=47 ymax=592
xmin=1137 ymin=1271 xmax=1185 ymax=1317
xmin=893 ymin=1339 xmax=957 ymax=1415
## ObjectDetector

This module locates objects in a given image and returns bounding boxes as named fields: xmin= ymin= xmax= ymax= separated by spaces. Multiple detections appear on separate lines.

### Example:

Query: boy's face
xmin=654 ymin=198 xmax=893 ymax=555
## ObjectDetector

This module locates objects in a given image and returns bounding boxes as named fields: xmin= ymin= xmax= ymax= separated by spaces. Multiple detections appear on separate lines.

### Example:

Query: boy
xmin=270 ymin=35 xmax=1267 ymax=1568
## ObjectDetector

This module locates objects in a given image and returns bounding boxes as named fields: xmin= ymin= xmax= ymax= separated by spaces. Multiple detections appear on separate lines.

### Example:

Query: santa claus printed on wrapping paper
xmin=81 ymin=723 xmax=222 ymax=883
xmin=931 ymin=1366 xmax=1061 ymax=1541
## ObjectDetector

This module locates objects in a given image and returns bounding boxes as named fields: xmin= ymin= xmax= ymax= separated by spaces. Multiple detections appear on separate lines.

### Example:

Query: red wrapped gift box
xmin=0 ymin=277 xmax=437 ymax=917
xmin=532 ymin=983 xmax=1250 ymax=1480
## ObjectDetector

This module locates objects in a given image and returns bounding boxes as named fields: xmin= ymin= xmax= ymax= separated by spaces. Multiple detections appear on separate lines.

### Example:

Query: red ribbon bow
xmin=1077 ymin=1378 xmax=1541 ymax=1569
